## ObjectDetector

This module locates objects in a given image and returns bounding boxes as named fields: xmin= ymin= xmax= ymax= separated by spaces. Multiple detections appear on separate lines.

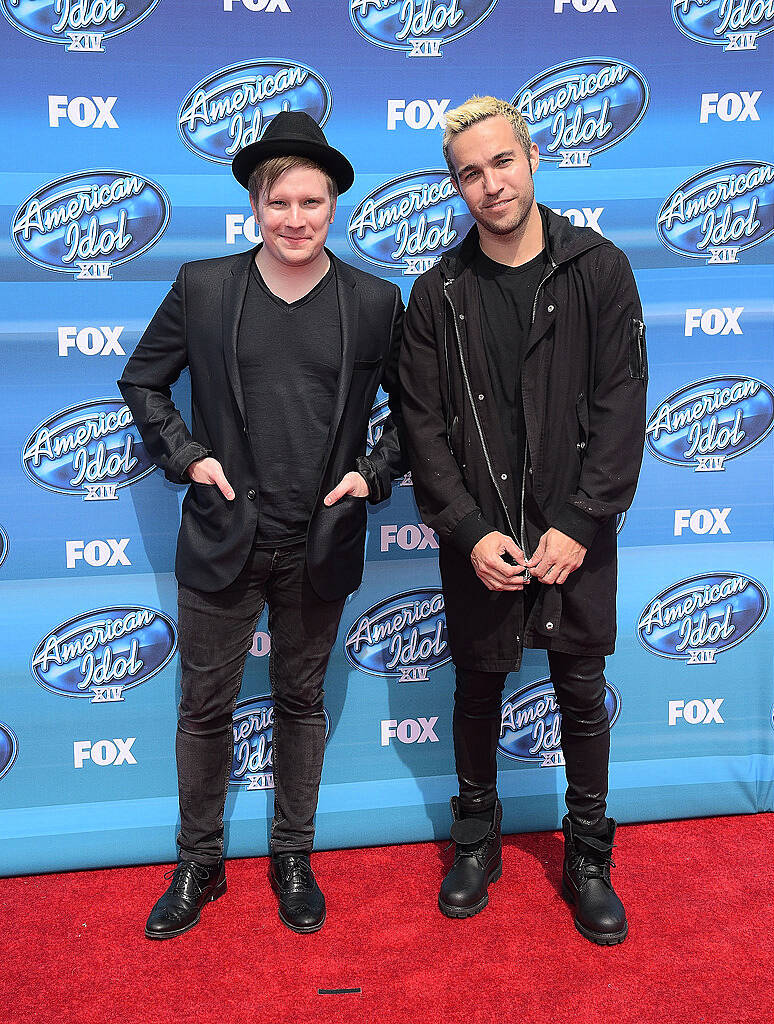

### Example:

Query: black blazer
xmin=118 ymin=248 xmax=405 ymax=600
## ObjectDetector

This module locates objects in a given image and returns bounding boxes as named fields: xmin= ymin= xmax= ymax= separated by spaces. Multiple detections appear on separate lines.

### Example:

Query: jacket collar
xmin=438 ymin=203 xmax=606 ymax=282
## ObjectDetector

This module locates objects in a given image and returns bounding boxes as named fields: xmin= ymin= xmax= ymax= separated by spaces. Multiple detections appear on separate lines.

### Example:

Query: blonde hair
xmin=442 ymin=96 xmax=532 ymax=179
xmin=248 ymin=155 xmax=337 ymax=209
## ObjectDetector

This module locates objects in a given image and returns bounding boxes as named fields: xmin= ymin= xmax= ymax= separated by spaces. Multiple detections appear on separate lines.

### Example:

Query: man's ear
xmin=249 ymin=194 xmax=260 ymax=223
xmin=329 ymin=195 xmax=337 ymax=224
xmin=529 ymin=142 xmax=540 ymax=176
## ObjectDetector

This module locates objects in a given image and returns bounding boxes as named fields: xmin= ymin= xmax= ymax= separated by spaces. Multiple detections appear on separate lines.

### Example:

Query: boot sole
xmin=438 ymin=862 xmax=502 ymax=919
xmin=561 ymin=881 xmax=628 ymax=946
xmin=144 ymin=877 xmax=227 ymax=940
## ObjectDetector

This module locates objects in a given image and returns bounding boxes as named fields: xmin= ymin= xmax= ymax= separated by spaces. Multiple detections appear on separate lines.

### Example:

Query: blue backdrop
xmin=1 ymin=0 xmax=772 ymax=876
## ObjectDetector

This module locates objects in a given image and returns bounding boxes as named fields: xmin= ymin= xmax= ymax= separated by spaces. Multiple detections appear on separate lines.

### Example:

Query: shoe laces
xmin=279 ymin=855 xmax=312 ymax=891
xmin=165 ymin=860 xmax=209 ymax=898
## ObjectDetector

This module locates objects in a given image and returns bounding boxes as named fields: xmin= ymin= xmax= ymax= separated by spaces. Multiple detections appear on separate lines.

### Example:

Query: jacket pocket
xmin=628 ymin=318 xmax=648 ymax=380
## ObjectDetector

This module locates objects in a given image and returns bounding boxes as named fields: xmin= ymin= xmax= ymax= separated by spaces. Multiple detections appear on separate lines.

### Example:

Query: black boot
xmin=562 ymin=815 xmax=628 ymax=945
xmin=270 ymin=853 xmax=326 ymax=933
xmin=438 ymin=797 xmax=502 ymax=918
xmin=145 ymin=859 xmax=226 ymax=939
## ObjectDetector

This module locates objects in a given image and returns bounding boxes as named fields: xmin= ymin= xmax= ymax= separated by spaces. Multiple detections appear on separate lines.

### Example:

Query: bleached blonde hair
xmin=442 ymin=96 xmax=532 ymax=179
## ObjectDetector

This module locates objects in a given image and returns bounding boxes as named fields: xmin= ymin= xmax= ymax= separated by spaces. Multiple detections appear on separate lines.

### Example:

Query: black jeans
xmin=453 ymin=652 xmax=610 ymax=830
xmin=175 ymin=542 xmax=345 ymax=865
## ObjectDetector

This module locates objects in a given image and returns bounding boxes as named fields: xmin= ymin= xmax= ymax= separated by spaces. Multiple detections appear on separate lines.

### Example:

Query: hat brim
xmin=231 ymin=138 xmax=354 ymax=195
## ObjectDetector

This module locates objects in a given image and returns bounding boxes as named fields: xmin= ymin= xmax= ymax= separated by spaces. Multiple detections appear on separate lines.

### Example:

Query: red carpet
xmin=2 ymin=815 xmax=771 ymax=1024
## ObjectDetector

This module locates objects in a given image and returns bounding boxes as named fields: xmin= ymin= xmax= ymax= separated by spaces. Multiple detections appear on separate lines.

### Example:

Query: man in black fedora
xmin=119 ymin=111 xmax=405 ymax=937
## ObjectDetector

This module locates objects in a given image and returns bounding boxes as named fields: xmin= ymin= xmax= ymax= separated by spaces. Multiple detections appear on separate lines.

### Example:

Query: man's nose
xmin=482 ymin=169 xmax=502 ymax=195
xmin=285 ymin=204 xmax=305 ymax=228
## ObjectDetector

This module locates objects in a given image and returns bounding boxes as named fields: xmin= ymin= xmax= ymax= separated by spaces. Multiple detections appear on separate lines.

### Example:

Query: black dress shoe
xmin=145 ymin=859 xmax=226 ymax=940
xmin=562 ymin=815 xmax=628 ymax=945
xmin=438 ymin=797 xmax=502 ymax=919
xmin=270 ymin=853 xmax=326 ymax=933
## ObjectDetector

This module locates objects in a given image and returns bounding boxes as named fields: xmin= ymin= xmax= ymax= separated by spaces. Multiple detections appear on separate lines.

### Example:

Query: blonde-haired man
xmin=400 ymin=96 xmax=647 ymax=944
xmin=120 ymin=112 xmax=405 ymax=938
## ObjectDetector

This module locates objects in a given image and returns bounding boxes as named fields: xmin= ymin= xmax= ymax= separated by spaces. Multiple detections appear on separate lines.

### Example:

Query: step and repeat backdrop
xmin=1 ymin=0 xmax=772 ymax=875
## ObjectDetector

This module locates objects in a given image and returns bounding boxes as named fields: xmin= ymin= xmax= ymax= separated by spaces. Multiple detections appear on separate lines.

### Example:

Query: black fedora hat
xmin=231 ymin=110 xmax=354 ymax=195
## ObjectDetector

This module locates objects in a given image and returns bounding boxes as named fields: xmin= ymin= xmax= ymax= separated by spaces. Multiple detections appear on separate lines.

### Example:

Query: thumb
xmin=324 ymin=480 xmax=347 ymax=506
xmin=527 ymin=534 xmax=547 ymax=567
xmin=214 ymin=466 xmax=235 ymax=501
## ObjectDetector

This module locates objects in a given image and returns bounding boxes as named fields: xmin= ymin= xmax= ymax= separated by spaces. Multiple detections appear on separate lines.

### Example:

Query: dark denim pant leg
xmin=548 ymin=650 xmax=609 ymax=830
xmin=453 ymin=668 xmax=508 ymax=817
xmin=175 ymin=549 xmax=271 ymax=866
xmin=265 ymin=544 xmax=346 ymax=855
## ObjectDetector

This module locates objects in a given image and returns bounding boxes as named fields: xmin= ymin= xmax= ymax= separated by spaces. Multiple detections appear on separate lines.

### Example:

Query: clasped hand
xmin=471 ymin=527 xmax=586 ymax=591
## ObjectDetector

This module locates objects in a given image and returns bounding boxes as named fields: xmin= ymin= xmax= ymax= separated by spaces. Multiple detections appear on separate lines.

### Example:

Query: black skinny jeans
xmin=454 ymin=652 xmax=610 ymax=830
xmin=175 ymin=542 xmax=345 ymax=865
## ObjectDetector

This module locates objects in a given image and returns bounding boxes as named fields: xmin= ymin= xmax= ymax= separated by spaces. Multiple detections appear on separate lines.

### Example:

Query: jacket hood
xmin=437 ymin=203 xmax=607 ymax=281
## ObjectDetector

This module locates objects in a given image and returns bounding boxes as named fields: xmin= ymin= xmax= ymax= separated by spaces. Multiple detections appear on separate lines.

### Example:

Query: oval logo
xmin=672 ymin=0 xmax=774 ymax=49
xmin=646 ymin=376 xmax=774 ymax=472
xmin=31 ymin=606 xmax=177 ymax=701
xmin=345 ymin=589 xmax=450 ymax=682
xmin=367 ymin=388 xmax=390 ymax=454
xmin=22 ymin=399 xmax=156 ymax=500
xmin=0 ymin=0 xmax=161 ymax=49
xmin=0 ymin=524 xmax=8 ymax=568
xmin=11 ymin=170 xmax=170 ymax=278
xmin=178 ymin=59 xmax=332 ymax=165
xmin=347 ymin=169 xmax=474 ymax=276
xmin=350 ymin=0 xmax=498 ymax=57
xmin=0 ymin=722 xmax=18 ymax=781
xmin=657 ymin=161 xmax=774 ymax=264
xmin=638 ymin=573 xmax=768 ymax=663
xmin=513 ymin=58 xmax=649 ymax=168
xmin=230 ymin=695 xmax=330 ymax=789
xmin=499 ymin=678 xmax=621 ymax=767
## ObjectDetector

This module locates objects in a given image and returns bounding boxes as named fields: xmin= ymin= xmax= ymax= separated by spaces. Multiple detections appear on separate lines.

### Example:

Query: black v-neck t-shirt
xmin=475 ymin=245 xmax=548 ymax=520
xmin=238 ymin=260 xmax=341 ymax=547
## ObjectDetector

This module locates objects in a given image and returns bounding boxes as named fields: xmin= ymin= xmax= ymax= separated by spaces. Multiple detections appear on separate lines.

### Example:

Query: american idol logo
xmin=0 ymin=524 xmax=8 ymax=568
xmin=348 ymin=170 xmax=474 ymax=276
xmin=646 ymin=376 xmax=774 ymax=472
xmin=367 ymin=388 xmax=390 ymax=454
xmin=350 ymin=0 xmax=498 ymax=58
xmin=12 ymin=170 xmax=170 ymax=279
xmin=345 ymin=589 xmax=450 ymax=682
xmin=499 ymin=678 xmax=621 ymax=768
xmin=0 ymin=0 xmax=161 ymax=52
xmin=673 ymin=0 xmax=774 ymax=51
xmin=178 ymin=60 xmax=332 ymax=165
xmin=513 ymin=58 xmax=649 ymax=168
xmin=31 ymin=606 xmax=177 ymax=702
xmin=230 ymin=695 xmax=331 ymax=790
xmin=0 ymin=722 xmax=18 ymax=781
xmin=23 ymin=399 xmax=155 ymax=501
xmin=638 ymin=573 xmax=768 ymax=664
xmin=657 ymin=161 xmax=774 ymax=265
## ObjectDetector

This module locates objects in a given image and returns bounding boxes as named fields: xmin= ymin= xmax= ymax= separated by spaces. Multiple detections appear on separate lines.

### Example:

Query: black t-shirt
xmin=238 ymin=259 xmax=341 ymax=547
xmin=475 ymin=245 xmax=548 ymax=518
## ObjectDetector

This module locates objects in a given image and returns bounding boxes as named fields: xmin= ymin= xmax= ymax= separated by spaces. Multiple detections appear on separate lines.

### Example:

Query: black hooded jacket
xmin=399 ymin=206 xmax=647 ymax=668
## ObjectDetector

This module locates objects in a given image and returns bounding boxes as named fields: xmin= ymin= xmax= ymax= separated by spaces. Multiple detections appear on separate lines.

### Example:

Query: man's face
xmin=251 ymin=165 xmax=336 ymax=268
xmin=448 ymin=116 xmax=539 ymax=239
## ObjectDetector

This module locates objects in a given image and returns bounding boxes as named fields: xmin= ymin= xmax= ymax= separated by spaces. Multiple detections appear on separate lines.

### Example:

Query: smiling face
xmin=251 ymin=164 xmax=336 ymax=269
xmin=447 ymin=115 xmax=540 ymax=243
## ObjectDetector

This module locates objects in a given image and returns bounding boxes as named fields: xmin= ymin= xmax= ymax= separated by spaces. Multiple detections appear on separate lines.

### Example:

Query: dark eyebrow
xmin=457 ymin=149 xmax=517 ymax=177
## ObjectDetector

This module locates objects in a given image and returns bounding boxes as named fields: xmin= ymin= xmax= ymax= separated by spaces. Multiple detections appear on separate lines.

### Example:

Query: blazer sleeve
xmin=117 ymin=264 xmax=209 ymax=485
xmin=551 ymin=246 xmax=647 ymax=548
xmin=355 ymin=285 xmax=409 ymax=503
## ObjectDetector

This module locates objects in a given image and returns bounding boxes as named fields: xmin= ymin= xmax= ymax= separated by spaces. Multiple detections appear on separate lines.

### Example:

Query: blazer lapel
xmin=327 ymin=253 xmax=359 ymax=448
xmin=221 ymin=248 xmax=255 ymax=427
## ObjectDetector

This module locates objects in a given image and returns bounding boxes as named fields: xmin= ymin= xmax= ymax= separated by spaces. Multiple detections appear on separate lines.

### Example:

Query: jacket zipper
xmin=443 ymin=278 xmax=523 ymax=553
xmin=520 ymin=255 xmax=558 ymax=559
